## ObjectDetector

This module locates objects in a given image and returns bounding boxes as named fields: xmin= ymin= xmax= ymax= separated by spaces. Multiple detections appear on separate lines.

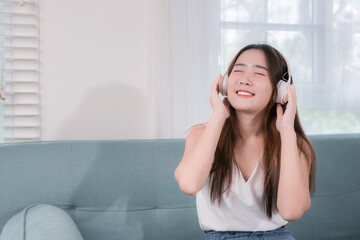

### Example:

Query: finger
xmin=291 ymin=84 xmax=297 ymax=105
xmin=287 ymin=85 xmax=294 ymax=104
xmin=211 ymin=74 xmax=222 ymax=92
xmin=287 ymin=84 xmax=296 ymax=106
xmin=285 ymin=85 xmax=297 ymax=117
xmin=276 ymin=104 xmax=283 ymax=117
xmin=287 ymin=84 xmax=292 ymax=102
xmin=211 ymin=74 xmax=220 ymax=88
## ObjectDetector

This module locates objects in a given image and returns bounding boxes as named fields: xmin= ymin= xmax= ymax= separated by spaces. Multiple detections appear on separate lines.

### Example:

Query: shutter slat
xmin=5 ymin=58 xmax=39 ymax=61
xmin=3 ymin=126 xmax=40 ymax=128
xmin=1 ymin=0 xmax=40 ymax=143
xmin=2 ymin=35 xmax=38 ymax=38
xmin=5 ymin=81 xmax=39 ymax=83
xmin=3 ymin=11 xmax=36 ymax=16
xmin=1 ymin=23 xmax=37 ymax=28
xmin=6 ymin=92 xmax=39 ymax=95
xmin=4 ymin=69 xmax=38 ymax=72
xmin=4 ymin=114 xmax=39 ymax=117
xmin=4 ymin=46 xmax=38 ymax=50
xmin=4 ymin=103 xmax=38 ymax=106
xmin=3 ymin=138 xmax=40 ymax=141
xmin=3 ymin=1 xmax=37 ymax=5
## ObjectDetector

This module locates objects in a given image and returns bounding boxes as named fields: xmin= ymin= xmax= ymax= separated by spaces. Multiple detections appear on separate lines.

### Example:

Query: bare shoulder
xmin=187 ymin=123 xmax=207 ymax=140
xmin=183 ymin=123 xmax=207 ymax=155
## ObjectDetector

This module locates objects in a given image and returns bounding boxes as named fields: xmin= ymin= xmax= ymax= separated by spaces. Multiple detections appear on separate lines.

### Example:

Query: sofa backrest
xmin=0 ymin=140 xmax=202 ymax=240
xmin=287 ymin=134 xmax=360 ymax=239
xmin=0 ymin=134 xmax=360 ymax=240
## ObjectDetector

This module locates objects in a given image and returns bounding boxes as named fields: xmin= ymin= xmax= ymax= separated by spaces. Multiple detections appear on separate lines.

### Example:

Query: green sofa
xmin=0 ymin=134 xmax=359 ymax=239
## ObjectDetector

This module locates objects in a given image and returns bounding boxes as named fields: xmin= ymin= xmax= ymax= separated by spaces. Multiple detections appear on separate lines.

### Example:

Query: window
xmin=0 ymin=0 xmax=40 ymax=143
xmin=220 ymin=0 xmax=360 ymax=134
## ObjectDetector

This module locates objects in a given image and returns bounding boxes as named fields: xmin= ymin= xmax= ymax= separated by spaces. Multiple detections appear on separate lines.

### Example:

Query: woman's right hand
xmin=210 ymin=74 xmax=230 ymax=120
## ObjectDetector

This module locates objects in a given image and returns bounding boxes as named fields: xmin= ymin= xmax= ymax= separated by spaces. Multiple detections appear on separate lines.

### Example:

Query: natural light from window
xmin=220 ymin=0 xmax=360 ymax=134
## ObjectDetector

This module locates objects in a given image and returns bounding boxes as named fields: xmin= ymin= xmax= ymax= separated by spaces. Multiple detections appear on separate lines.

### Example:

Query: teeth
xmin=236 ymin=91 xmax=254 ymax=96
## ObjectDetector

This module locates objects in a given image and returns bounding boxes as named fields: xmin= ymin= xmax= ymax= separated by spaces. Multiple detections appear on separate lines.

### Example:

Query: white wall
xmin=39 ymin=0 xmax=155 ymax=140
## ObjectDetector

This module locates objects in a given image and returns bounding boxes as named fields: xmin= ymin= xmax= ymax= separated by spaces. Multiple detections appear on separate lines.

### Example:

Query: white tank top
xmin=196 ymin=153 xmax=288 ymax=231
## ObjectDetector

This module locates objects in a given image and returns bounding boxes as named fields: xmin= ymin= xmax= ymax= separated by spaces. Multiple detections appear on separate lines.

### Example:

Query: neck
xmin=235 ymin=109 xmax=266 ymax=141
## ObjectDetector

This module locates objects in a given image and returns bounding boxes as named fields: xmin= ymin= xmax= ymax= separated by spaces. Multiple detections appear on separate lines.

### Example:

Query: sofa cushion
xmin=0 ymin=204 xmax=83 ymax=240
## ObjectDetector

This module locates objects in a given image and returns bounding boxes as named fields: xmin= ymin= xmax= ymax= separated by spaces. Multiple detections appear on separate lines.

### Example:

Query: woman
xmin=174 ymin=43 xmax=316 ymax=240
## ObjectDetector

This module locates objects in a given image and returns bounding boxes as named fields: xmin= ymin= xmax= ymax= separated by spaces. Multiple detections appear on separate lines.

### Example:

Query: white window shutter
xmin=1 ymin=0 xmax=40 ymax=142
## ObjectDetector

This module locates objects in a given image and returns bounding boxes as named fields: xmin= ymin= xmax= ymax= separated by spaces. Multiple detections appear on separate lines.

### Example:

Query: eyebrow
xmin=234 ymin=63 xmax=268 ymax=71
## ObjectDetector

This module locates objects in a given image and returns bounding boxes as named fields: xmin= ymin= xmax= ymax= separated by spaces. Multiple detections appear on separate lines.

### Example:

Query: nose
xmin=239 ymin=76 xmax=251 ymax=86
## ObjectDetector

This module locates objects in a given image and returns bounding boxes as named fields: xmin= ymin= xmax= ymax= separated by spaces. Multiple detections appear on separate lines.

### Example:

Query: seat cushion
xmin=0 ymin=204 xmax=83 ymax=240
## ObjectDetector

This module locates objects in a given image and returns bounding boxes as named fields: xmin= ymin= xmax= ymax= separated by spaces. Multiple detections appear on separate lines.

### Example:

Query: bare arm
xmin=174 ymin=74 xmax=229 ymax=195
xmin=277 ymin=130 xmax=311 ymax=221
xmin=174 ymin=114 xmax=226 ymax=195
xmin=276 ymin=84 xmax=311 ymax=221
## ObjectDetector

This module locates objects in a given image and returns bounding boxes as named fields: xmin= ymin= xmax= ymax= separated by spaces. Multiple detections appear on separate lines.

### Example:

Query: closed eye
xmin=255 ymin=73 xmax=265 ymax=76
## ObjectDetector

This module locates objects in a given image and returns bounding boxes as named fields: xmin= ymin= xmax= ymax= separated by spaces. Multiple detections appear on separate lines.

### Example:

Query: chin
xmin=231 ymin=105 xmax=256 ymax=113
xmin=231 ymin=103 xmax=267 ymax=115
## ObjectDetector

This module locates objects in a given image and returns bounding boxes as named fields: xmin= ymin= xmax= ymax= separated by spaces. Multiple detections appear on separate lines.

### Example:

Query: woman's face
xmin=227 ymin=49 xmax=274 ymax=114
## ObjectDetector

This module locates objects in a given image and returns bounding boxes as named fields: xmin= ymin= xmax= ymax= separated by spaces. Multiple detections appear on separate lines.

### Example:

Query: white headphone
xmin=219 ymin=56 xmax=293 ymax=105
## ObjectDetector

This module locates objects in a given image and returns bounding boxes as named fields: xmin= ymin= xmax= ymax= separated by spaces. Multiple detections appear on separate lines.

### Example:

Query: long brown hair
xmin=209 ymin=43 xmax=316 ymax=219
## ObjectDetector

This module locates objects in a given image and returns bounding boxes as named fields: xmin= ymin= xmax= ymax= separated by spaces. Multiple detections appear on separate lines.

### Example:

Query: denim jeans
xmin=204 ymin=226 xmax=295 ymax=240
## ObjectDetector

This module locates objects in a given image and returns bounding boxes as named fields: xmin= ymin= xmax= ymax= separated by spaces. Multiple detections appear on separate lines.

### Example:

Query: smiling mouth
xmin=236 ymin=90 xmax=255 ymax=96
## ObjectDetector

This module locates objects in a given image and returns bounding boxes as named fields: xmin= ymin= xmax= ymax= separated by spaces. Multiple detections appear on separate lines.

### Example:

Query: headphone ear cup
xmin=276 ymin=80 xmax=289 ymax=105
xmin=219 ymin=73 xmax=228 ymax=96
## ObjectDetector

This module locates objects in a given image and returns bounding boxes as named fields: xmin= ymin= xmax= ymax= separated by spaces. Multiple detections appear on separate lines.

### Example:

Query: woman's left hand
xmin=276 ymin=84 xmax=297 ymax=134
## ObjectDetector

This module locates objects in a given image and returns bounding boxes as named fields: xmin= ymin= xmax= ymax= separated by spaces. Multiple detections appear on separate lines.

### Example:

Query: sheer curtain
xmin=220 ymin=0 xmax=360 ymax=134
xmin=152 ymin=0 xmax=360 ymax=139
xmin=151 ymin=0 xmax=220 ymax=139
